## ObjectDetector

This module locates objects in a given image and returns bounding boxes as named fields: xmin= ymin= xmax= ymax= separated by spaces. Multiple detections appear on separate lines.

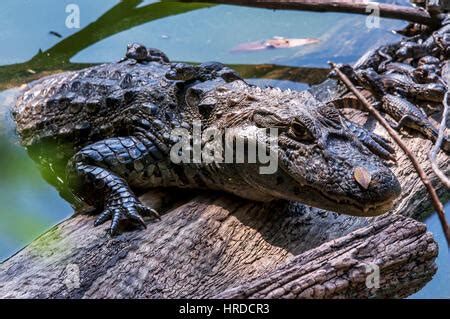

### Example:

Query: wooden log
xmin=215 ymin=214 xmax=438 ymax=299
xmin=0 ymin=194 xmax=439 ymax=298
xmin=179 ymin=0 xmax=442 ymax=26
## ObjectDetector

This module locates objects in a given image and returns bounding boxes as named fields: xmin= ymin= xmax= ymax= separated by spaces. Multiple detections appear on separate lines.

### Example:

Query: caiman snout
xmin=276 ymin=129 xmax=401 ymax=216
xmin=319 ymin=134 xmax=401 ymax=217
xmin=349 ymin=166 xmax=401 ymax=216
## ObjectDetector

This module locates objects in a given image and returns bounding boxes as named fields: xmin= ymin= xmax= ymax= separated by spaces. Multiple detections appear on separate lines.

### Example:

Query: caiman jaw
xmin=274 ymin=167 xmax=400 ymax=216
xmin=309 ymin=187 xmax=397 ymax=217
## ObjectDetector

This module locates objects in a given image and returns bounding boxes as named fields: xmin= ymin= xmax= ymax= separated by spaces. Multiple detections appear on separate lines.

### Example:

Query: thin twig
xmin=179 ymin=0 xmax=442 ymax=26
xmin=429 ymin=62 xmax=450 ymax=188
xmin=329 ymin=62 xmax=450 ymax=246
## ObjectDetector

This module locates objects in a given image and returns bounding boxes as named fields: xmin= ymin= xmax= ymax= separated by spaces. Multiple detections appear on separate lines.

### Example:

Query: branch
xmin=179 ymin=0 xmax=442 ymax=26
xmin=329 ymin=61 xmax=450 ymax=246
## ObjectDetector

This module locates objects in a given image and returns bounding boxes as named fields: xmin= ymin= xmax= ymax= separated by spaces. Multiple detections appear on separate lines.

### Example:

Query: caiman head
xmin=216 ymin=90 xmax=401 ymax=217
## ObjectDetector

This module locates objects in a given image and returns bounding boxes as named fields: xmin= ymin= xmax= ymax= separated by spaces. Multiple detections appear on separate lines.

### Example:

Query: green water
xmin=0 ymin=0 xmax=448 ymax=298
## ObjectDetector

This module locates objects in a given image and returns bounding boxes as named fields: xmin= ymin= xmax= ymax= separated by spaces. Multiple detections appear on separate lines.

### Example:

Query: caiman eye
xmin=289 ymin=119 xmax=314 ymax=142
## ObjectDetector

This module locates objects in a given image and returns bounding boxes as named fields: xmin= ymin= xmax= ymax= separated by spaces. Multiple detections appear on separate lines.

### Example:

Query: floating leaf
xmin=354 ymin=167 xmax=371 ymax=190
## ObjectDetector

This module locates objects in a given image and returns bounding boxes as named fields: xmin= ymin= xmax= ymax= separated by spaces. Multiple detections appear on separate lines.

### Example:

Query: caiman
xmin=13 ymin=44 xmax=401 ymax=234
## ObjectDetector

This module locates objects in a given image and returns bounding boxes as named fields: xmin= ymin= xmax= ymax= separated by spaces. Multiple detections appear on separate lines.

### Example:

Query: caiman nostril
xmin=354 ymin=166 xmax=372 ymax=190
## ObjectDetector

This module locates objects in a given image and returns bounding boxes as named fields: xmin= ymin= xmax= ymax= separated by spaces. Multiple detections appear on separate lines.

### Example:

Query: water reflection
xmin=0 ymin=89 xmax=71 ymax=261
xmin=411 ymin=202 xmax=450 ymax=299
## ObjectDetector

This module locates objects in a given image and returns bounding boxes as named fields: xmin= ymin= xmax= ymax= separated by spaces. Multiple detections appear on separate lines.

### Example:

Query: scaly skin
xmin=381 ymin=94 xmax=447 ymax=148
xmin=13 ymin=44 xmax=400 ymax=235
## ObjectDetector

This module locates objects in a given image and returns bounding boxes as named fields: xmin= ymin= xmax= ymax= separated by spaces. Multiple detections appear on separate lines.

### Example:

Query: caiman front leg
xmin=345 ymin=120 xmax=396 ymax=161
xmin=328 ymin=95 xmax=396 ymax=159
xmin=66 ymin=136 xmax=162 ymax=235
